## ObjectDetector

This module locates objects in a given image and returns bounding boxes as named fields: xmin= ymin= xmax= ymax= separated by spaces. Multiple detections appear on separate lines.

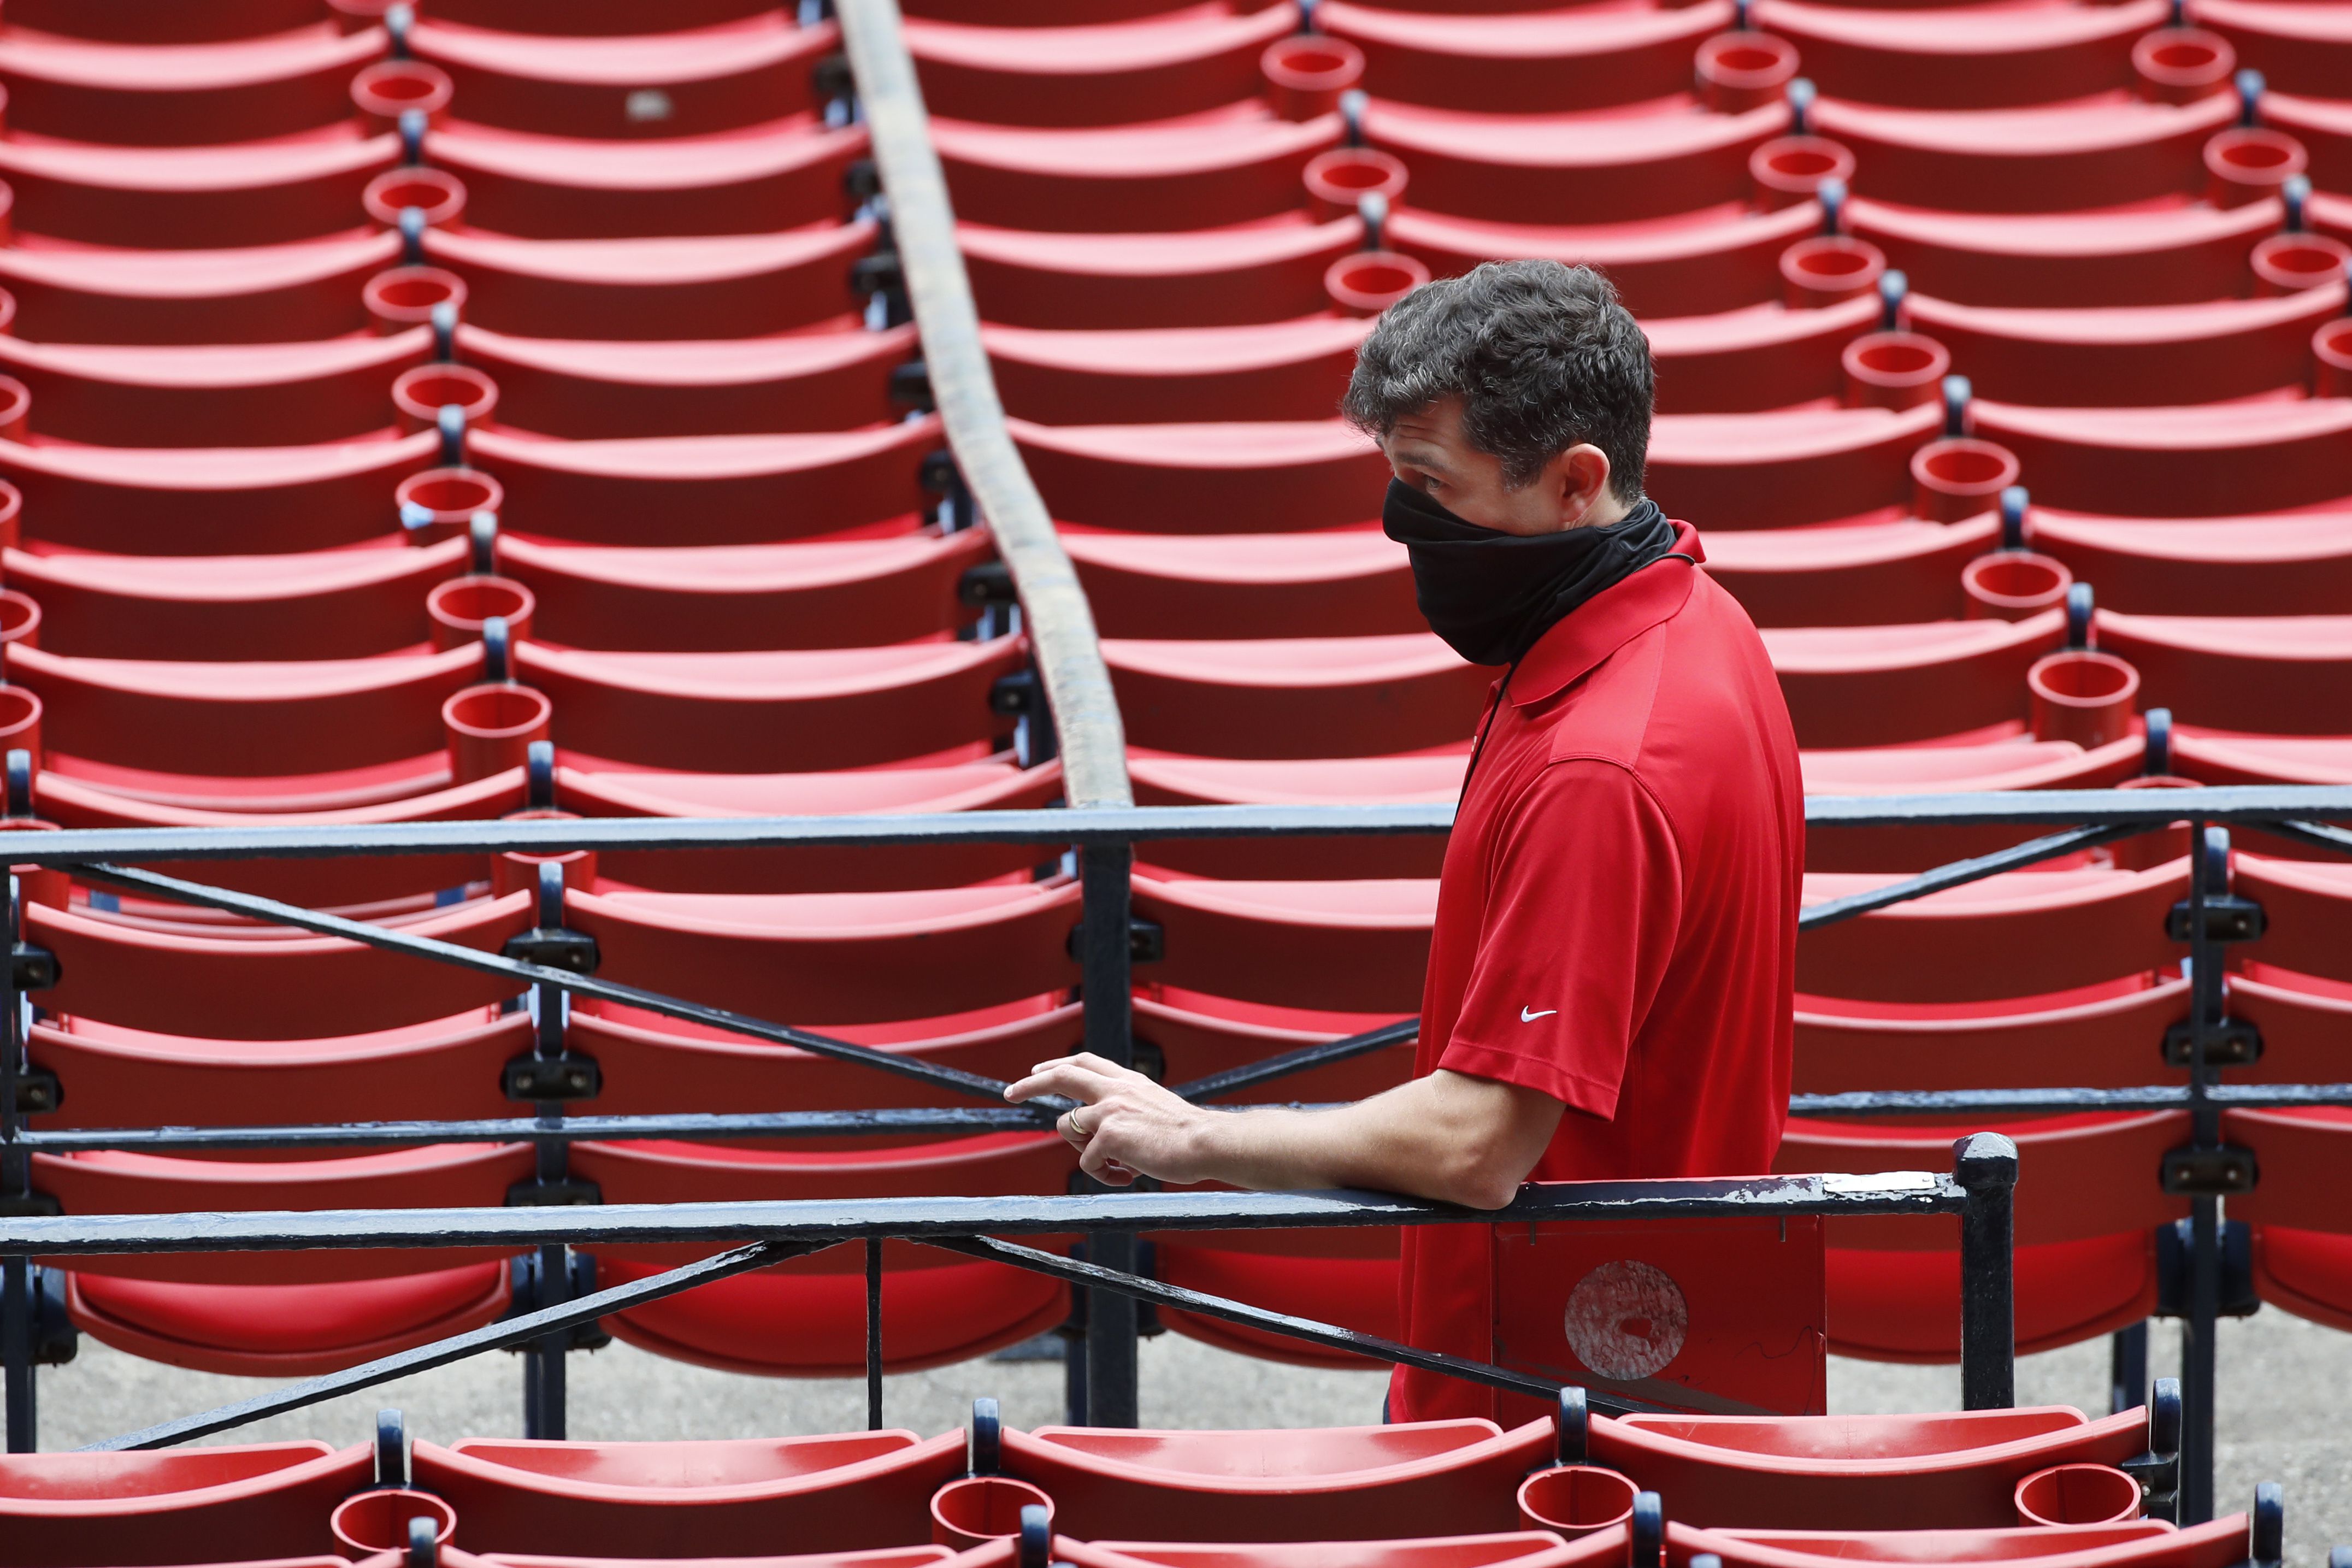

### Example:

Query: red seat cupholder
xmin=2316 ymin=318 xmax=2352 ymax=398
xmin=0 ymin=590 xmax=40 ymax=652
xmin=2111 ymin=773 xmax=2200 ymax=871
xmin=1305 ymin=148 xmax=1408 ymax=223
xmin=365 ymin=167 xmax=468 ymax=232
xmin=398 ymin=468 xmax=505 ymax=546
xmin=2014 ymin=1463 xmax=2144 ymax=1527
xmin=1517 ymin=1465 xmax=1638 ymax=1540
xmin=445 ymin=683 xmax=553 ymax=786
xmin=1961 ymin=551 xmax=2072 ymax=622
xmin=2252 ymin=234 xmax=2349 ymax=297
xmin=1911 ymin=438 xmax=2020 ymax=524
xmin=1327 ymin=251 xmax=1430 ymax=317
xmin=930 ymin=1475 xmax=1053 ymax=1551
xmin=0 ymin=375 xmax=31 ymax=444
xmin=352 ymin=60 xmax=455 ymax=133
xmin=1752 ymin=136 xmax=1856 ymax=211
xmin=396 ymin=364 xmax=500 ymax=435
xmin=1843 ymin=332 xmax=1950 ymax=411
xmin=2133 ymin=28 xmax=2235 ymax=104
xmin=428 ymin=574 xmax=535 ymax=651
xmin=1263 ymin=36 xmax=1364 ymax=123
xmin=331 ymin=1488 xmax=457 ymax=1562
xmin=0 ymin=685 xmax=42 ymax=774
xmin=1781 ymin=237 xmax=1885 ymax=309
xmin=2203 ymin=128 xmax=2307 ymax=209
xmin=2029 ymin=651 xmax=2141 ymax=751
xmin=366 ymin=267 xmax=468 ymax=337
xmin=494 ymin=807 xmax=597 ymax=898
xmin=1697 ymin=32 xmax=1799 ymax=115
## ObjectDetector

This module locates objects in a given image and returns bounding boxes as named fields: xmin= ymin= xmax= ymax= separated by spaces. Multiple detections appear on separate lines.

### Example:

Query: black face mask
xmin=1382 ymin=478 xmax=1678 ymax=666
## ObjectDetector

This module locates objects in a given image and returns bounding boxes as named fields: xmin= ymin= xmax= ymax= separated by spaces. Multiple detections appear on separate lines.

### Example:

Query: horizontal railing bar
xmin=0 ymin=1176 xmax=1964 ymax=1257
xmin=1171 ymin=1019 xmax=1419 ymax=1102
xmin=76 ymin=863 xmax=1052 ymax=1110
xmin=2250 ymin=819 xmax=2352 ymax=857
xmin=81 ymin=1240 xmax=808 ymax=1452
xmin=1798 ymin=824 xmax=2138 ymax=931
xmin=10 ymin=788 xmax=2352 ymax=866
xmin=929 ymin=1234 xmax=1688 ymax=1418
xmin=1795 ymin=1083 xmax=2352 ymax=1115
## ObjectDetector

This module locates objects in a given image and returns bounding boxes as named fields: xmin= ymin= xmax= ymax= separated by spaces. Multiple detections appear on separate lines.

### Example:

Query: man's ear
xmin=1557 ymin=445 xmax=1614 ymax=528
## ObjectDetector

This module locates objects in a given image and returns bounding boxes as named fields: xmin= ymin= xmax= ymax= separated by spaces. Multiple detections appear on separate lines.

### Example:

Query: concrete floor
xmin=26 ymin=1307 xmax=2352 ymax=1565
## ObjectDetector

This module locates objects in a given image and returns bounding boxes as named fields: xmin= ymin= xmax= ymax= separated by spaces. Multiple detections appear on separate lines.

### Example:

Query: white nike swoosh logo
xmin=1520 ymin=1007 xmax=1558 ymax=1022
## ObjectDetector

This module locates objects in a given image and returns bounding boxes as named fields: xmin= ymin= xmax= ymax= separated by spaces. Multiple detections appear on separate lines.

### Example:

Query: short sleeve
xmin=1435 ymin=758 xmax=1685 ymax=1119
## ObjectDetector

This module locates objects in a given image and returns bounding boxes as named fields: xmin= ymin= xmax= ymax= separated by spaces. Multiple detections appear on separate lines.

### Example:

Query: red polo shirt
xmin=1390 ymin=523 xmax=1804 ymax=1423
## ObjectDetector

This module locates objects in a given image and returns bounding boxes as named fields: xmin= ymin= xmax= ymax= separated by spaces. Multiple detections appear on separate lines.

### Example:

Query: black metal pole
xmin=1955 ymin=1131 xmax=2017 ymax=1410
xmin=2179 ymin=824 xmax=2225 ymax=1524
xmin=524 ymin=862 xmax=574 ymax=1441
xmin=2 ymin=874 xmax=34 ymax=1452
xmin=2110 ymin=1321 xmax=2149 ymax=1416
xmin=865 ymin=1237 xmax=884 ymax=1431
xmin=1078 ymin=840 xmax=1139 ymax=1428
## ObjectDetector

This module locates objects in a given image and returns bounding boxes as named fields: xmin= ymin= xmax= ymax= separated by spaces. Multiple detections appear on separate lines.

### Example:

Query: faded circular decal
xmin=1563 ymin=1260 xmax=1689 ymax=1381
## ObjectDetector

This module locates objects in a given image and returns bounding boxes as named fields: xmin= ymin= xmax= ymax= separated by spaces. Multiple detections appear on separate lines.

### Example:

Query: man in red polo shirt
xmin=1005 ymin=260 xmax=1803 ymax=1423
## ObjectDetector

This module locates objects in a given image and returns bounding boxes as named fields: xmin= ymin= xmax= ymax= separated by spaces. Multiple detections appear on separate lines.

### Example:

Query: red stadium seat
xmin=1063 ymin=526 xmax=1417 ymax=640
xmin=421 ymin=0 xmax=781 ymax=36
xmin=1848 ymin=196 xmax=2280 ymax=310
xmin=1318 ymin=2 xmax=1731 ymax=114
xmin=2223 ymin=1104 xmax=2352 ymax=1329
xmin=905 ymin=7 xmax=1296 ymax=128
xmin=459 ymin=322 xmax=914 ymax=438
xmin=1973 ymin=398 xmax=2352 ymax=518
xmin=1811 ymin=92 xmax=2235 ymax=214
xmin=1646 ymin=295 xmax=1881 ymax=414
xmin=1648 ymin=403 xmax=1942 ymax=532
xmin=983 ymin=317 xmax=1371 ymax=427
xmin=2030 ymin=508 xmax=2352 ymax=616
xmin=1106 ymin=634 xmax=1485 ymax=757
xmin=4 ymin=0 xmax=331 ymax=44
xmin=1131 ymin=871 xmax=1434 ymax=1015
xmin=2099 ymin=611 xmax=2352 ymax=736
xmin=1793 ymin=978 xmax=2195 ymax=1095
xmin=1669 ymin=1518 xmax=2250 ymax=1568
xmin=2190 ymin=0 xmax=2352 ymax=98
xmin=1012 ymin=417 xmax=1386 ymax=533
xmin=2266 ymin=91 xmax=2352 ymax=197
xmin=0 ymin=1442 xmax=372 ymax=1566
xmin=933 ymin=109 xmax=1343 ymax=233
xmin=1128 ymin=751 xmax=1455 ymax=878
xmin=1800 ymin=733 xmax=2148 ymax=871
xmin=428 ymin=116 xmax=865 ymax=240
xmin=425 ymin=221 xmax=874 ymax=340
xmin=412 ymin=1431 xmax=966 ymax=1557
xmin=0 ymin=129 xmax=400 ymax=249
xmin=1752 ymin=0 xmax=2162 ymax=111
xmin=1072 ymin=1536 xmax=1615 ymax=1568
xmin=1761 ymin=609 xmax=2065 ymax=749
xmin=0 ymin=24 xmax=387 ymax=148
xmin=2172 ymin=728 xmax=2352 ymax=785
xmin=961 ymin=215 xmax=1363 ymax=332
xmin=0 ymin=230 xmax=402 ymax=344
xmin=1700 ymin=514 xmax=1998 ymax=627
xmin=0 ymin=331 xmax=430 ymax=449
xmin=410 ymin=14 xmax=833 ymax=138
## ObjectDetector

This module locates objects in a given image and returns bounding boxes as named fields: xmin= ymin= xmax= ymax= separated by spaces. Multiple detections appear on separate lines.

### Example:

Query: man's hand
xmin=1006 ymin=1052 xmax=1217 ymax=1187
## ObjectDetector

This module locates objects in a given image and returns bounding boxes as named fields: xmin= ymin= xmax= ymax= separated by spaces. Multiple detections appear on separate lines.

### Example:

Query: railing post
xmin=2 ymin=873 xmax=34 ymax=1451
xmin=1079 ymin=839 xmax=1139 ymax=1427
xmin=1954 ymin=1131 xmax=2017 ymax=1410
xmin=2178 ymin=823 xmax=2226 ymax=1523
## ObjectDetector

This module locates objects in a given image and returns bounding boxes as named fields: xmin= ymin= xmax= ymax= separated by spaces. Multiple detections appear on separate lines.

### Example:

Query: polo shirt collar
xmin=1507 ymin=520 xmax=1703 ymax=707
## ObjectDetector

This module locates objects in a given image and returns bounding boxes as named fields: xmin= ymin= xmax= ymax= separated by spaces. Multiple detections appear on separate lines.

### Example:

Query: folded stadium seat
xmin=0 ymin=23 xmax=388 ymax=146
xmin=2171 ymin=727 xmax=2352 ymax=783
xmin=1106 ymin=634 xmax=1486 ymax=757
xmin=1388 ymin=201 xmax=1824 ymax=320
xmin=1903 ymin=286 xmax=2343 ymax=407
xmin=1751 ymin=0 xmax=2164 ymax=110
xmin=1063 ymin=527 xmax=1417 ymax=640
xmin=2092 ymin=611 xmax=2352 ymax=733
xmin=2226 ymin=966 xmax=2352 ymax=1086
xmin=933 ymin=108 xmax=1345 ymax=233
xmin=1010 ymin=417 xmax=1386 ymax=533
xmin=1800 ymin=732 xmax=2147 ymax=870
xmin=419 ymin=0 xmax=783 ymax=34
xmin=2191 ymin=0 xmax=2352 ymax=98
xmin=500 ymin=529 xmax=987 ymax=650
xmin=556 ymin=758 xmax=1063 ymax=892
xmin=2230 ymin=856 xmax=2352 ymax=988
xmin=424 ymin=222 xmax=875 ymax=339
xmin=2029 ymin=508 xmax=2352 ymax=616
xmin=904 ymin=0 xmax=1201 ymax=19
xmin=476 ymin=1547 xmax=951 ymax=1568
xmin=0 ymin=128 xmax=401 ymax=249
xmin=9 ymin=639 xmax=483 ymax=776
xmin=1760 ymin=609 xmax=2066 ymax=748
xmin=1669 ymin=1518 xmax=2254 ymax=1568
xmin=1846 ymin=196 xmax=2281 ymax=309
xmin=410 ymin=13 xmax=833 ymax=138
xmin=0 ymin=1441 xmax=373 ymax=1566
xmin=562 ymin=882 xmax=1081 ymax=1026
xmin=0 ymin=330 xmax=432 ymax=449
xmin=1134 ymin=988 xmax=1415 ymax=1101
xmin=1778 ymin=1112 xmax=2188 ymax=1359
xmin=29 ymin=889 xmax=530 ymax=1036
xmin=960 ymin=215 xmax=1364 ymax=331
xmin=905 ymin=5 xmax=1296 ymax=128
xmin=1366 ymin=100 xmax=1790 ymax=225
xmin=2265 ymin=91 xmax=2352 ymax=197
xmin=1068 ymin=1538 xmax=1614 ymax=1568
xmin=1644 ymin=294 xmax=1881 ymax=415
xmin=4 ymin=0 xmax=334 ymax=44
xmin=2219 ymin=1104 xmax=2352 ymax=1329
xmin=0 ymin=429 xmax=439 ymax=554
xmin=1794 ymin=977 xmax=2195 ymax=1095
xmin=468 ymin=422 xmax=937 ymax=544
xmin=10 ymin=533 xmax=469 ymax=658
xmin=514 ymin=639 xmax=1023 ymax=772
xmin=1809 ymin=92 xmax=2237 ymax=213
xmin=1970 ymin=398 xmax=2352 ymax=517
xmin=983 ymin=317 xmax=1372 ymax=426
xmin=1318 ymin=2 xmax=1734 ymax=113
xmin=574 ymin=1136 xmax=1075 ymax=1375
xmin=1699 ymin=513 xmax=1998 ymax=627
xmin=1126 ymin=751 xmax=1455 ymax=878
xmin=0 ymin=229 xmax=403 ymax=344
xmin=426 ymin=116 xmax=866 ymax=240
xmin=458 ymin=323 xmax=915 ymax=438
xmin=411 ymin=1430 xmax=968 ymax=1558
xmin=1646 ymin=402 xmax=1943 ymax=530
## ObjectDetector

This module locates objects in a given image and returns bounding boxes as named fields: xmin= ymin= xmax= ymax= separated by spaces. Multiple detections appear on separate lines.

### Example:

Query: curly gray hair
xmin=1341 ymin=259 xmax=1653 ymax=500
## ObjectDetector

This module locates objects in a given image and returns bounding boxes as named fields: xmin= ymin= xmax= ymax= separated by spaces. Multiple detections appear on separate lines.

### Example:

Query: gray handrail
xmin=834 ymin=0 xmax=1132 ymax=809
